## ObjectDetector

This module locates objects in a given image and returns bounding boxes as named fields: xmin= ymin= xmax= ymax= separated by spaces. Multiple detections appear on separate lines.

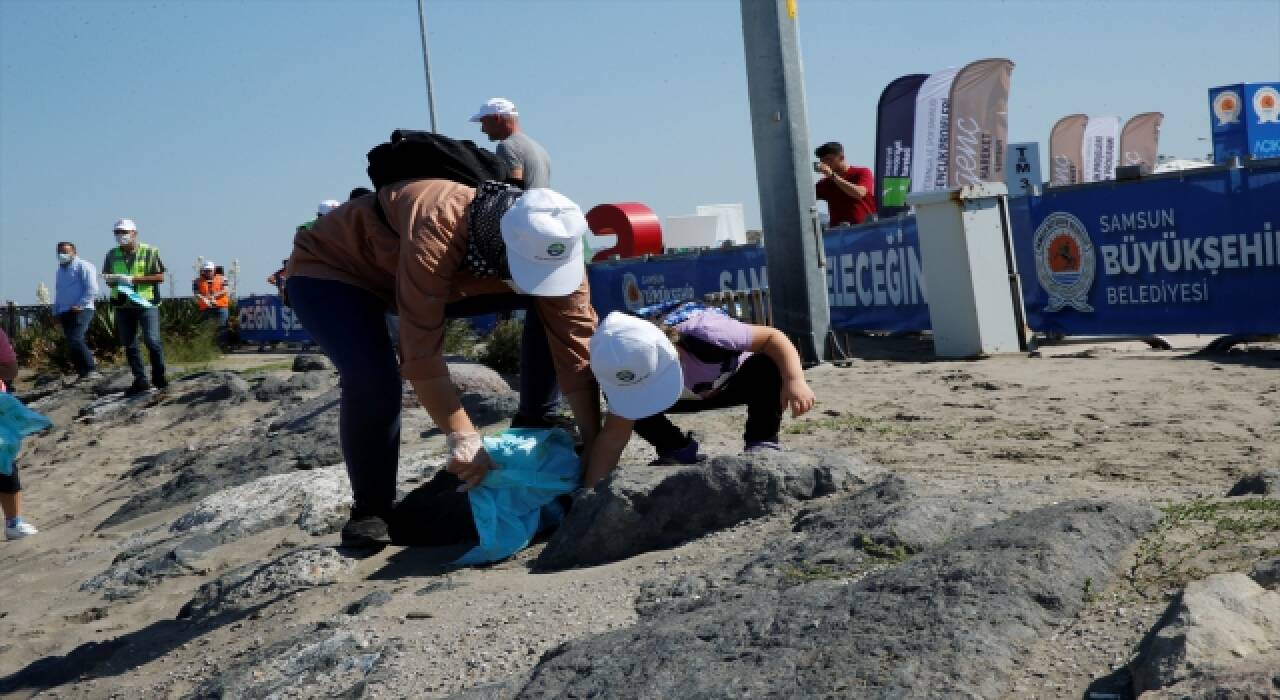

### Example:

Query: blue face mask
xmin=57 ymin=253 xmax=73 ymax=265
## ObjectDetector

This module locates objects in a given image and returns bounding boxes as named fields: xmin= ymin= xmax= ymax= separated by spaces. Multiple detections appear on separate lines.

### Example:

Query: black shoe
xmin=124 ymin=379 xmax=153 ymax=397
xmin=341 ymin=515 xmax=391 ymax=548
xmin=153 ymin=375 xmax=169 ymax=390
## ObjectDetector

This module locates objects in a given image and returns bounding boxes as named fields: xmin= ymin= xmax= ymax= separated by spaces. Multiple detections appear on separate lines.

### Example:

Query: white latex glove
xmin=109 ymin=274 xmax=134 ymax=286
xmin=446 ymin=431 xmax=492 ymax=489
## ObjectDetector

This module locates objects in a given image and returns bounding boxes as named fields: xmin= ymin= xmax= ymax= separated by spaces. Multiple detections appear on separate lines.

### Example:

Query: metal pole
xmin=740 ymin=0 xmax=829 ymax=365
xmin=417 ymin=0 xmax=438 ymax=132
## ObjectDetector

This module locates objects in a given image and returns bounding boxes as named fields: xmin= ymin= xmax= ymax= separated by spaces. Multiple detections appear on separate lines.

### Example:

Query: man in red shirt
xmin=814 ymin=141 xmax=876 ymax=226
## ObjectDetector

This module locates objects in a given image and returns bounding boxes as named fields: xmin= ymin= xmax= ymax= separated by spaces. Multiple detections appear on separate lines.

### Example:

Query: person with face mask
xmin=102 ymin=219 xmax=168 ymax=396
xmin=53 ymin=241 xmax=100 ymax=381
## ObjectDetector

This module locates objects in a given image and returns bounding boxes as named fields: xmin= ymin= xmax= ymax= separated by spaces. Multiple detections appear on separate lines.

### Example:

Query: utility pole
xmin=417 ymin=0 xmax=439 ymax=132
xmin=740 ymin=0 xmax=829 ymax=364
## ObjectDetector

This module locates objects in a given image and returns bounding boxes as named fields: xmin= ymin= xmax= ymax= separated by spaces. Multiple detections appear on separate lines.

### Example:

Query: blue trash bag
xmin=113 ymin=283 xmax=153 ymax=308
xmin=454 ymin=427 xmax=582 ymax=566
xmin=0 ymin=393 xmax=53 ymax=476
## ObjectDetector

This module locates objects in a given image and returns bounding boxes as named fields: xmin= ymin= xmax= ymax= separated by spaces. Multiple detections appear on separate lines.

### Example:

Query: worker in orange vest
xmin=193 ymin=261 xmax=231 ymax=331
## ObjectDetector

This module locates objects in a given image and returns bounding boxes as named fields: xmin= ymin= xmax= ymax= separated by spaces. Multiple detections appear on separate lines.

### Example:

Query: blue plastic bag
xmin=454 ymin=428 xmax=582 ymax=566
xmin=113 ymin=283 xmax=153 ymax=308
xmin=0 ymin=393 xmax=53 ymax=476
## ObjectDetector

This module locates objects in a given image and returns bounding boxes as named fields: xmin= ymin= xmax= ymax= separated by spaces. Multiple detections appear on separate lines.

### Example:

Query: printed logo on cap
xmin=615 ymin=370 xmax=636 ymax=383
xmin=546 ymin=242 xmax=567 ymax=257
xmin=1254 ymin=86 xmax=1280 ymax=124
xmin=1033 ymin=212 xmax=1095 ymax=313
xmin=1213 ymin=90 xmax=1242 ymax=126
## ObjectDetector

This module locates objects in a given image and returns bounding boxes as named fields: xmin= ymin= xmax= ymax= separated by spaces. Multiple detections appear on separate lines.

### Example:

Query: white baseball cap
xmin=590 ymin=312 xmax=684 ymax=420
xmin=469 ymin=97 xmax=518 ymax=122
xmin=317 ymin=200 xmax=342 ymax=216
xmin=500 ymin=188 xmax=586 ymax=297
xmin=202 ymin=261 xmax=216 ymax=271
xmin=113 ymin=218 xmax=137 ymax=232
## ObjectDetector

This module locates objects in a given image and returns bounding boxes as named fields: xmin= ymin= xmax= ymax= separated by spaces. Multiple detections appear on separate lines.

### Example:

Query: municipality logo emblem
xmin=546 ymin=242 xmax=566 ymax=257
xmin=1213 ymin=90 xmax=1242 ymax=125
xmin=1034 ymin=212 xmax=1095 ymax=313
xmin=1254 ymin=86 xmax=1280 ymax=124
xmin=615 ymin=370 xmax=636 ymax=383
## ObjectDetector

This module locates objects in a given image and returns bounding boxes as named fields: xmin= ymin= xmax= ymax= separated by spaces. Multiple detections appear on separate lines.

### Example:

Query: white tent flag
xmin=909 ymin=67 xmax=959 ymax=193
xmin=1081 ymin=115 xmax=1122 ymax=183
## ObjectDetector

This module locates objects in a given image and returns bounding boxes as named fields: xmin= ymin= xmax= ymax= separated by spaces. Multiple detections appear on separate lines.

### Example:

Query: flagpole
xmin=417 ymin=0 xmax=438 ymax=132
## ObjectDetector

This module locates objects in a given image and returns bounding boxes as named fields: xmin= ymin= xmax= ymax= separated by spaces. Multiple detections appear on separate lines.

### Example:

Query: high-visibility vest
xmin=194 ymin=275 xmax=229 ymax=310
xmin=104 ymin=244 xmax=160 ymax=303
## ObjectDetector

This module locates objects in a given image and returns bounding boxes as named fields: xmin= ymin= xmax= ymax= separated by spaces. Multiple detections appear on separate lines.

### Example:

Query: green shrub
xmin=13 ymin=297 xmax=225 ymax=373
xmin=479 ymin=318 xmax=522 ymax=374
xmin=443 ymin=319 xmax=479 ymax=357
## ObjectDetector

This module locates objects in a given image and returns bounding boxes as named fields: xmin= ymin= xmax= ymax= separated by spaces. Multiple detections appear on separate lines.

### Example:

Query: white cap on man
xmin=113 ymin=218 xmax=137 ymax=232
xmin=317 ymin=200 xmax=342 ymax=217
xmin=590 ymin=312 xmax=684 ymax=420
xmin=202 ymin=261 xmax=216 ymax=271
xmin=469 ymin=97 xmax=518 ymax=122
xmin=500 ymin=188 xmax=586 ymax=297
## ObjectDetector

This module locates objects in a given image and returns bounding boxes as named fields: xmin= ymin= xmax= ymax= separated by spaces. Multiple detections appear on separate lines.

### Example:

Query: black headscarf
xmin=465 ymin=181 xmax=523 ymax=280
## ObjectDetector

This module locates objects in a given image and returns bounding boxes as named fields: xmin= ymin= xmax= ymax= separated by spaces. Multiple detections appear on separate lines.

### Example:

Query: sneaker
xmin=5 ymin=520 xmax=38 ymax=540
xmin=124 ymin=379 xmax=153 ymax=398
xmin=153 ymin=375 xmax=169 ymax=390
xmin=649 ymin=439 xmax=703 ymax=466
xmin=340 ymin=514 xmax=391 ymax=548
xmin=744 ymin=440 xmax=783 ymax=454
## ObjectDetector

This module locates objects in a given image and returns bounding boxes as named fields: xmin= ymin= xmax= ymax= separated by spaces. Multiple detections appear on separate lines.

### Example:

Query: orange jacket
xmin=193 ymin=274 xmax=230 ymax=310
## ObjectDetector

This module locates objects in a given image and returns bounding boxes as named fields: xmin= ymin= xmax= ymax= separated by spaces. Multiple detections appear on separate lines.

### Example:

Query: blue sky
xmin=2 ymin=0 xmax=1277 ymax=303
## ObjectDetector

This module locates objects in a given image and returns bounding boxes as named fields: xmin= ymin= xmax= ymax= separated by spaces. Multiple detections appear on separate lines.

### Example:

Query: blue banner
xmin=1012 ymin=161 xmax=1280 ymax=335
xmin=587 ymin=216 xmax=931 ymax=333
xmin=237 ymin=294 xmax=313 ymax=344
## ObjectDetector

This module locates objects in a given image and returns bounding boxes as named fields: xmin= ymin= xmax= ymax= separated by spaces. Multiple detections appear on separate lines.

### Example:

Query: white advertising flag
xmin=909 ymin=67 xmax=959 ymax=193
xmin=1081 ymin=115 xmax=1122 ymax=182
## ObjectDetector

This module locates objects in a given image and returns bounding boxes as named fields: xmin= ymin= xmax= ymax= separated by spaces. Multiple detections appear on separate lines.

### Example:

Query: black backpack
xmin=366 ymin=129 xmax=509 ymax=191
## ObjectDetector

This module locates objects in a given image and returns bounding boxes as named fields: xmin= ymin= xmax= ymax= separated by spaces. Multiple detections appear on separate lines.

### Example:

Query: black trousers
xmin=633 ymin=352 xmax=783 ymax=454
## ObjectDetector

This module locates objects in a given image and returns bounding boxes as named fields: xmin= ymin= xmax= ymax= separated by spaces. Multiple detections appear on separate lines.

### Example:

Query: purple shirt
xmin=672 ymin=312 xmax=753 ymax=398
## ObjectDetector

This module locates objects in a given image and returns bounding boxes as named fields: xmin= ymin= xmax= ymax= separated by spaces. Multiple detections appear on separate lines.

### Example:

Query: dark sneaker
xmin=341 ymin=515 xmax=391 ymax=548
xmin=649 ymin=439 xmax=703 ymax=466
xmin=744 ymin=440 xmax=783 ymax=454
xmin=153 ymin=375 xmax=169 ymax=390
xmin=124 ymin=379 xmax=153 ymax=397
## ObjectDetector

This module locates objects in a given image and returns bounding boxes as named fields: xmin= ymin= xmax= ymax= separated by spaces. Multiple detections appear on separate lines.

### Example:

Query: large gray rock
xmin=179 ymin=546 xmax=358 ymax=621
xmin=191 ymin=623 xmax=384 ymax=699
xmin=1251 ymin=556 xmax=1280 ymax=590
xmin=253 ymin=371 xmax=330 ymax=402
xmin=293 ymin=353 xmax=334 ymax=372
xmin=1131 ymin=572 xmax=1280 ymax=694
xmin=100 ymin=389 xmax=344 ymax=528
xmin=460 ymin=391 xmax=520 ymax=427
xmin=1141 ymin=650 xmax=1280 ymax=699
xmin=85 ymin=456 xmax=442 ymax=600
xmin=448 ymin=361 xmax=513 ymax=395
xmin=636 ymin=474 xmax=1021 ymax=618
xmin=1227 ymin=469 xmax=1280 ymax=496
xmin=513 ymin=500 xmax=1157 ymax=698
xmin=535 ymin=451 xmax=877 ymax=571
xmin=84 ymin=465 xmax=354 ymax=599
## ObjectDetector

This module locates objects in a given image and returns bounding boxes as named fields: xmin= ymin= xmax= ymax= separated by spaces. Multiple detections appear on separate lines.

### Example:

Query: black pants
xmin=633 ymin=353 xmax=783 ymax=454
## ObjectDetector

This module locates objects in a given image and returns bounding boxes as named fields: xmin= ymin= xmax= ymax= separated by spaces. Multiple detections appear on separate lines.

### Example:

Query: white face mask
xmin=115 ymin=232 xmax=134 ymax=246
xmin=57 ymin=252 xmax=73 ymax=264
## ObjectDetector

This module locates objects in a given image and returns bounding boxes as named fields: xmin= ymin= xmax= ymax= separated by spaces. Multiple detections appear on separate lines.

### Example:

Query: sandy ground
xmin=1 ymin=335 xmax=1278 ymax=698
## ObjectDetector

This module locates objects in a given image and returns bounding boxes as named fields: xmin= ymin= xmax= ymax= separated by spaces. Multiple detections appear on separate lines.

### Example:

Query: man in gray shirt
xmin=469 ymin=97 xmax=551 ymax=189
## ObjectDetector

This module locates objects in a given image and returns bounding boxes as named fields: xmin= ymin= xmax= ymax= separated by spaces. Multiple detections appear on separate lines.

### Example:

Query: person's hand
xmin=780 ymin=378 xmax=816 ymax=418
xmin=817 ymin=162 xmax=835 ymax=178
xmin=445 ymin=431 xmax=493 ymax=489
xmin=107 ymin=274 xmax=133 ymax=286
